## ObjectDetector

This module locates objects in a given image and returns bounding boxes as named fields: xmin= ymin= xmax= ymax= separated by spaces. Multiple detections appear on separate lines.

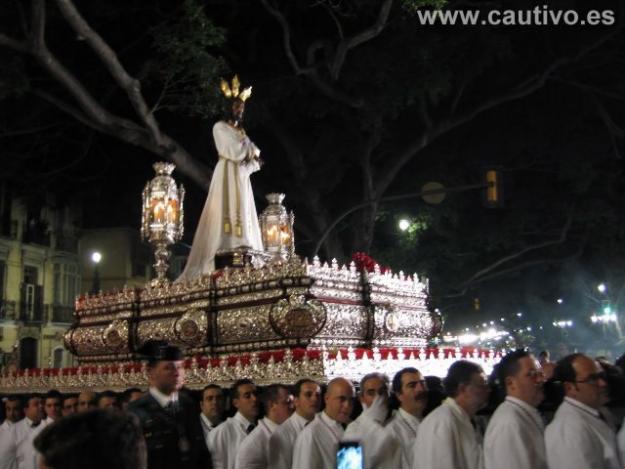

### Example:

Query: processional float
xmin=0 ymin=164 xmax=500 ymax=392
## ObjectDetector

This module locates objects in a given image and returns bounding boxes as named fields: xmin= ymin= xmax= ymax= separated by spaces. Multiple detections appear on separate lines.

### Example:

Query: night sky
xmin=1 ymin=0 xmax=624 ymax=354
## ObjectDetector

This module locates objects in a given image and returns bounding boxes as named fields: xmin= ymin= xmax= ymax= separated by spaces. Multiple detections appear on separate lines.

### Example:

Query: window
xmin=53 ymin=263 xmax=79 ymax=306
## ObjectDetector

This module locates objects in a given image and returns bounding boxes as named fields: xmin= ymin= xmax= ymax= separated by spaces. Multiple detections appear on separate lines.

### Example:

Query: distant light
xmin=482 ymin=323 xmax=487 ymax=327
xmin=91 ymin=252 xmax=102 ymax=264
xmin=398 ymin=219 xmax=410 ymax=231
xmin=557 ymin=298 xmax=563 ymax=304
xmin=598 ymin=283 xmax=607 ymax=294
xmin=526 ymin=326 xmax=532 ymax=331
xmin=489 ymin=321 xmax=494 ymax=325
xmin=516 ymin=312 xmax=523 ymax=317
xmin=500 ymin=317 xmax=505 ymax=322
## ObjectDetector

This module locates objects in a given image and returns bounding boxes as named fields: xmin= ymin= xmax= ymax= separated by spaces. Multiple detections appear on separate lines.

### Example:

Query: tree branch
xmin=459 ymin=209 xmax=575 ymax=288
xmin=375 ymin=26 xmax=622 ymax=198
xmin=54 ymin=0 xmax=164 ymax=146
xmin=330 ymin=0 xmax=392 ymax=80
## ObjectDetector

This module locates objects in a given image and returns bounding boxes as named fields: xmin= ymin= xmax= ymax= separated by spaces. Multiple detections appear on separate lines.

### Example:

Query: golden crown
xmin=220 ymin=75 xmax=252 ymax=102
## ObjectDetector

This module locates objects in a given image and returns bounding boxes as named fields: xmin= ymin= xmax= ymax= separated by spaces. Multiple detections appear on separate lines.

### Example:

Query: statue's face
xmin=231 ymin=99 xmax=245 ymax=121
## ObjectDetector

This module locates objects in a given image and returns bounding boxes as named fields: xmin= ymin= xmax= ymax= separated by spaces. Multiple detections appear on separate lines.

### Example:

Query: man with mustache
xmin=484 ymin=350 xmax=547 ymax=469
xmin=545 ymin=353 xmax=621 ymax=469
xmin=385 ymin=367 xmax=428 ymax=468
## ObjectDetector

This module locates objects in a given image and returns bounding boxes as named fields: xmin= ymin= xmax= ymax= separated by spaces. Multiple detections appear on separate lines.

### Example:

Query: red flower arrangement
xmin=351 ymin=252 xmax=390 ymax=274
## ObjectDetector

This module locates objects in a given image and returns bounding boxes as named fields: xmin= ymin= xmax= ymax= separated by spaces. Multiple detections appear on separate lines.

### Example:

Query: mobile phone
xmin=336 ymin=440 xmax=364 ymax=469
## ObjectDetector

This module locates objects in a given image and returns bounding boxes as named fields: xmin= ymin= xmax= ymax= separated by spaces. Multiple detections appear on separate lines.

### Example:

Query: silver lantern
xmin=259 ymin=193 xmax=294 ymax=261
xmin=140 ymin=162 xmax=185 ymax=284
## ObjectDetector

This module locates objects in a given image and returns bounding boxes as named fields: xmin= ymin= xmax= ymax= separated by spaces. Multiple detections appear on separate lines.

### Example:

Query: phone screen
xmin=336 ymin=440 xmax=364 ymax=469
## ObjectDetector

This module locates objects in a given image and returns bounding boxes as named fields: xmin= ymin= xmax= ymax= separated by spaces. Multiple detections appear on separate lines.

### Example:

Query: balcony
xmin=18 ymin=302 xmax=44 ymax=323
xmin=47 ymin=304 xmax=75 ymax=324
xmin=0 ymin=300 xmax=17 ymax=320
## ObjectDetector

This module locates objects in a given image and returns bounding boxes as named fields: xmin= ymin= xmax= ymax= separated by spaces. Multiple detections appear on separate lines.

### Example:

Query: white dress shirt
xmin=292 ymin=411 xmax=345 ymax=469
xmin=344 ymin=409 xmax=399 ymax=469
xmin=267 ymin=412 xmax=309 ymax=469
xmin=148 ymin=387 xmax=178 ymax=407
xmin=484 ymin=396 xmax=546 ymax=469
xmin=412 ymin=397 xmax=484 ymax=469
xmin=14 ymin=418 xmax=47 ymax=469
xmin=0 ymin=420 xmax=17 ymax=469
xmin=385 ymin=408 xmax=421 ymax=469
xmin=208 ymin=411 xmax=255 ymax=469
xmin=234 ymin=417 xmax=277 ymax=469
xmin=200 ymin=413 xmax=219 ymax=449
xmin=545 ymin=397 xmax=622 ymax=469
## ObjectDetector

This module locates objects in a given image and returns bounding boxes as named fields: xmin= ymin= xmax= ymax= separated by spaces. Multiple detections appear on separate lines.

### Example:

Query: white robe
xmin=384 ymin=408 xmax=421 ymax=469
xmin=412 ymin=398 xmax=484 ymax=469
xmin=484 ymin=396 xmax=547 ymax=469
xmin=545 ymin=397 xmax=622 ymax=469
xmin=177 ymin=121 xmax=262 ymax=281
xmin=292 ymin=412 xmax=344 ymax=469
xmin=208 ymin=412 xmax=255 ymax=469
xmin=14 ymin=418 xmax=47 ymax=469
xmin=234 ymin=417 xmax=277 ymax=469
xmin=344 ymin=410 xmax=400 ymax=469
xmin=0 ymin=420 xmax=17 ymax=469
xmin=267 ymin=412 xmax=309 ymax=469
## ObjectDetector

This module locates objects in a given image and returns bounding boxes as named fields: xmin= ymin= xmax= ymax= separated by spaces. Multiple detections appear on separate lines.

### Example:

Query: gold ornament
xmin=220 ymin=75 xmax=252 ymax=102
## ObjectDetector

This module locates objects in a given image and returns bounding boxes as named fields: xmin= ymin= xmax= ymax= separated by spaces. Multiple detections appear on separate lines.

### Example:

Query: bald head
xmin=324 ymin=378 xmax=354 ymax=424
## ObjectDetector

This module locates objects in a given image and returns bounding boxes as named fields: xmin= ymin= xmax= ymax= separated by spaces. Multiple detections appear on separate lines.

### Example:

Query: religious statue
xmin=176 ymin=76 xmax=263 ymax=281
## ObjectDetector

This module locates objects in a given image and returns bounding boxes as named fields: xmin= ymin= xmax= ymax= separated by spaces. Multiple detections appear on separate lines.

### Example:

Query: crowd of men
xmin=1 ymin=344 xmax=625 ymax=469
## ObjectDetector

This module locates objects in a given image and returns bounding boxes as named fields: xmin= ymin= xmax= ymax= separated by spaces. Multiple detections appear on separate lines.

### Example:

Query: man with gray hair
xmin=344 ymin=372 xmax=399 ymax=468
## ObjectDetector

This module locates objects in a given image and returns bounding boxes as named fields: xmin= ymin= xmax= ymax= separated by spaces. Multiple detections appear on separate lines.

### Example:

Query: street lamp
xmin=90 ymin=251 xmax=101 ymax=294
xmin=398 ymin=219 xmax=410 ymax=231
xmin=597 ymin=283 xmax=607 ymax=294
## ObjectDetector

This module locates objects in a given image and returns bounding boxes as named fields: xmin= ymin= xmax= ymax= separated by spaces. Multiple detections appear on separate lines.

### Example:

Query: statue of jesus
xmin=176 ymin=76 xmax=263 ymax=281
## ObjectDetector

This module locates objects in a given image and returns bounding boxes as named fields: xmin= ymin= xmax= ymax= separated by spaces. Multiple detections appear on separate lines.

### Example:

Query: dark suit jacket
xmin=128 ymin=390 xmax=210 ymax=469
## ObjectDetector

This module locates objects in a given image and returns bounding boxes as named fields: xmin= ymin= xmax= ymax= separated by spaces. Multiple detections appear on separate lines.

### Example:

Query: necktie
xmin=31 ymin=421 xmax=40 ymax=428
xmin=246 ymin=423 xmax=256 ymax=434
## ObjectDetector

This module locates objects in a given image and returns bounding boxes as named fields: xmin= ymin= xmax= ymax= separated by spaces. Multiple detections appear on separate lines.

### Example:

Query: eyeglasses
xmin=575 ymin=372 xmax=607 ymax=385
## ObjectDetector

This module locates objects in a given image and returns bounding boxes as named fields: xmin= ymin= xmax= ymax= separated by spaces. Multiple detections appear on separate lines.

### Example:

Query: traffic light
xmin=483 ymin=168 xmax=503 ymax=208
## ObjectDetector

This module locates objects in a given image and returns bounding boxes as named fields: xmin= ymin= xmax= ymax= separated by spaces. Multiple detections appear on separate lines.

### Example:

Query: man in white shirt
xmin=14 ymin=394 xmax=47 ymax=469
xmin=208 ymin=378 xmax=259 ymax=469
xmin=0 ymin=396 xmax=23 ymax=469
xmin=199 ymin=384 xmax=224 ymax=448
xmin=42 ymin=391 xmax=62 ymax=425
xmin=235 ymin=384 xmax=293 ymax=469
xmin=545 ymin=353 xmax=622 ymax=469
xmin=484 ymin=350 xmax=547 ymax=469
xmin=344 ymin=372 xmax=399 ymax=469
xmin=413 ymin=360 xmax=490 ymax=469
xmin=385 ymin=367 xmax=428 ymax=468
xmin=292 ymin=377 xmax=355 ymax=469
xmin=268 ymin=379 xmax=321 ymax=469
